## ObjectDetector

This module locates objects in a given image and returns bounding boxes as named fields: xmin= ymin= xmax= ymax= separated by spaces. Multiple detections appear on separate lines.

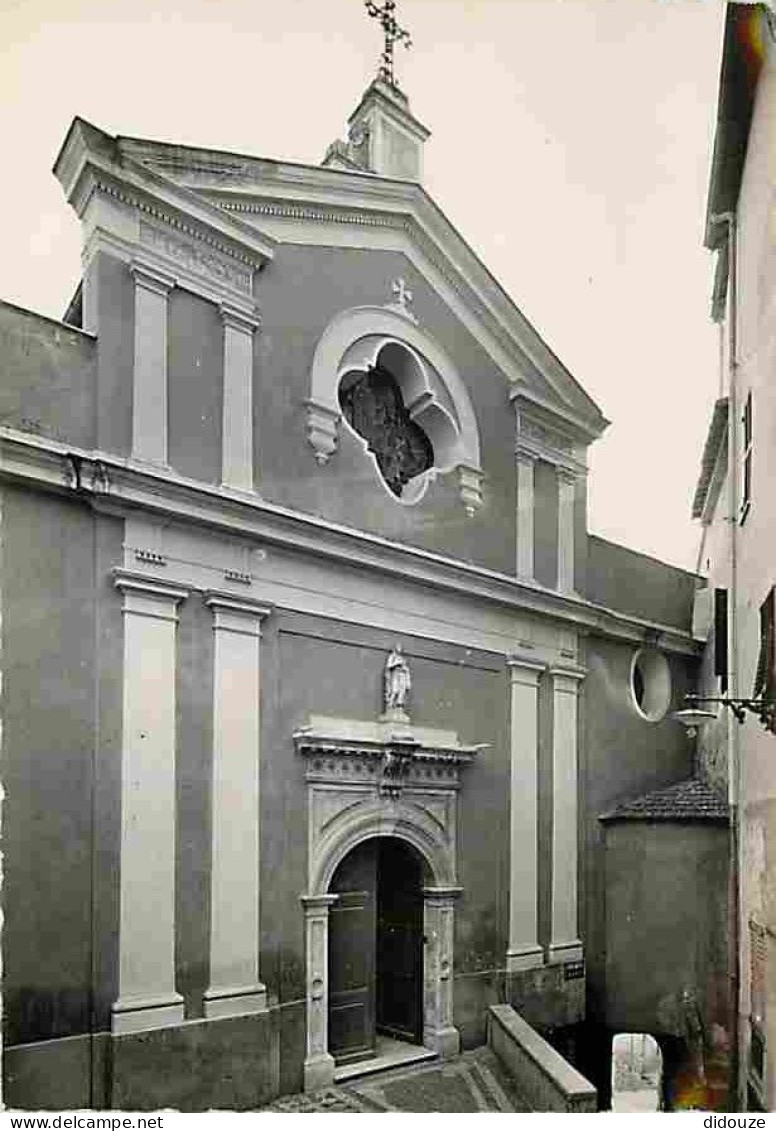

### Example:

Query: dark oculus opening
xmin=339 ymin=364 xmax=434 ymax=497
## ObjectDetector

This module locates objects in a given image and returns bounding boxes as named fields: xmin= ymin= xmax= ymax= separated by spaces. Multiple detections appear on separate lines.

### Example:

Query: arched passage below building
xmin=611 ymin=1033 xmax=663 ymax=1112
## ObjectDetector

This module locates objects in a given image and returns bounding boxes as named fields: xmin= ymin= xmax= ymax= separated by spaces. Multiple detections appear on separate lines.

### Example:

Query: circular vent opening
xmin=630 ymin=648 xmax=671 ymax=722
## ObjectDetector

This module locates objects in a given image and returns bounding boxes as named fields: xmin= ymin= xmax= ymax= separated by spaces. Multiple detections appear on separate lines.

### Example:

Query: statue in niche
xmin=384 ymin=644 xmax=411 ymax=713
xmin=338 ymin=365 xmax=434 ymax=497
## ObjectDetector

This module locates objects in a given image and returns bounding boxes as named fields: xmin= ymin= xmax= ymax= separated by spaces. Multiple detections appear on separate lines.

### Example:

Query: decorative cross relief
xmin=393 ymin=277 xmax=412 ymax=310
xmin=385 ymin=277 xmax=418 ymax=324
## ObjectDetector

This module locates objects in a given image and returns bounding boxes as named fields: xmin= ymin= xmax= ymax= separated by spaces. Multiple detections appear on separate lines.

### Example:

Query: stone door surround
xmin=294 ymin=714 xmax=478 ymax=1091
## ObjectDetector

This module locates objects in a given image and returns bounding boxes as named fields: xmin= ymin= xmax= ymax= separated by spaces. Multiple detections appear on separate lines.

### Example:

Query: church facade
xmin=1 ymin=75 xmax=724 ymax=1110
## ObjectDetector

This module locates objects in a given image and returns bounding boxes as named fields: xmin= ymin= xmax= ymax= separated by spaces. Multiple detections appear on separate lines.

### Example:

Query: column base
xmin=203 ymin=983 xmax=267 ymax=1019
xmin=548 ymin=940 xmax=584 ymax=965
xmin=304 ymin=1052 xmax=336 ymax=1092
xmin=506 ymin=945 xmax=544 ymax=973
xmin=424 ymin=1025 xmax=460 ymax=1060
xmin=111 ymin=992 xmax=185 ymax=1035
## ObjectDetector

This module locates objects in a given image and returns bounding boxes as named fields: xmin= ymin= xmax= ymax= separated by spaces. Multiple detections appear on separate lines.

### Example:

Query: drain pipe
xmin=710 ymin=209 xmax=743 ymax=1109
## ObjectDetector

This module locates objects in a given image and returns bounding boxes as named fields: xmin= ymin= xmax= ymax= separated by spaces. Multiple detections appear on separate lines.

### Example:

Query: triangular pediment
xmin=57 ymin=119 xmax=608 ymax=443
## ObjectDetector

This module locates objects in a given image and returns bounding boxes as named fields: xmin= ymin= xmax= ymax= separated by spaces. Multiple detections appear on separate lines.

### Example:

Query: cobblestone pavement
xmin=262 ymin=1047 xmax=532 ymax=1113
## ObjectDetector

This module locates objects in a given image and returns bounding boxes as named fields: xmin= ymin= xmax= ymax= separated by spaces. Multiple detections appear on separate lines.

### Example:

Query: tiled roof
xmin=599 ymin=777 xmax=729 ymax=824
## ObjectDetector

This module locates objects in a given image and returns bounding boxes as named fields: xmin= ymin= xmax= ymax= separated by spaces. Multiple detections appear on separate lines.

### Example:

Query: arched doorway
xmin=295 ymin=714 xmax=474 ymax=1091
xmin=328 ymin=837 xmax=425 ymax=1065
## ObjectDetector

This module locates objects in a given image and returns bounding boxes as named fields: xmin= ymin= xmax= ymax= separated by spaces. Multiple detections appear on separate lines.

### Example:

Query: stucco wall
xmin=168 ymin=289 xmax=223 ymax=485
xmin=253 ymin=243 xmax=522 ymax=573
xmin=88 ymin=251 xmax=134 ymax=456
xmin=580 ymin=635 xmax=695 ymax=1026
xmin=2 ymin=487 xmax=98 ymax=1045
xmin=602 ymin=821 xmax=729 ymax=1038
xmin=0 ymin=301 xmax=96 ymax=448
xmin=586 ymin=536 xmax=696 ymax=631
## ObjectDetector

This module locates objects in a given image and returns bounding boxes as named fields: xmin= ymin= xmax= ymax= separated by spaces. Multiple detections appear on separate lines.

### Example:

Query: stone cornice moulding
xmin=83 ymin=224 xmax=259 ymax=316
xmin=129 ymin=260 xmax=176 ymax=296
xmin=294 ymin=713 xmax=482 ymax=767
xmin=219 ymin=302 xmax=261 ymax=335
xmin=347 ymin=81 xmax=432 ymax=143
xmin=203 ymin=591 xmax=273 ymax=635
xmin=507 ymin=653 xmax=548 ymax=676
xmin=53 ymin=118 xmax=276 ymax=269
xmin=159 ymin=160 xmax=609 ymax=437
xmin=511 ymin=383 xmax=602 ymax=446
xmin=548 ymin=662 xmax=587 ymax=689
xmin=113 ymin=567 xmax=190 ymax=618
xmin=89 ymin=128 xmax=596 ymax=437
xmin=0 ymin=426 xmax=699 ymax=658
xmin=214 ymin=189 xmax=605 ymax=437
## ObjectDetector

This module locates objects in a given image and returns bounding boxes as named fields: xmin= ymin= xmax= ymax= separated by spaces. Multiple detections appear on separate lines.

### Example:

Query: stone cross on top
xmin=365 ymin=0 xmax=412 ymax=88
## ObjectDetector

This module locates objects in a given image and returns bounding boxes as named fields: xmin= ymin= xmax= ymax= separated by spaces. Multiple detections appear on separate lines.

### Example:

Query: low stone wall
xmin=487 ymin=1003 xmax=597 ymax=1113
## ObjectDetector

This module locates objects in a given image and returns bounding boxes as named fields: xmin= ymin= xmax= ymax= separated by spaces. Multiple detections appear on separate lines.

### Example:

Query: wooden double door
xmin=328 ymin=837 xmax=424 ymax=1064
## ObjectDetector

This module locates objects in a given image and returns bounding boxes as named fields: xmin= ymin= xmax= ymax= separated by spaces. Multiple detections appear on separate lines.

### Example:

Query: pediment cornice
xmin=208 ymin=185 xmax=608 ymax=440
xmin=54 ymin=119 xmax=277 ymax=272
xmin=102 ymin=130 xmax=608 ymax=442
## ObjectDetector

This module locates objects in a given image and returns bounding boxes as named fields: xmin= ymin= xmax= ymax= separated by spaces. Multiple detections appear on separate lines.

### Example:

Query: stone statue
xmin=384 ymin=644 xmax=411 ymax=712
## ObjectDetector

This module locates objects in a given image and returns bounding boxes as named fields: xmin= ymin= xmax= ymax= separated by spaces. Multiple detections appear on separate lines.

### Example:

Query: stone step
xmin=262 ymin=1045 xmax=534 ymax=1112
xmin=334 ymin=1038 xmax=438 ymax=1083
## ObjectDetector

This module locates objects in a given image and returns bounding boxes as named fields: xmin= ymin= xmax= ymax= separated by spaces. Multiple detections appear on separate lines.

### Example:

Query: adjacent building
xmin=691 ymin=1 xmax=776 ymax=1112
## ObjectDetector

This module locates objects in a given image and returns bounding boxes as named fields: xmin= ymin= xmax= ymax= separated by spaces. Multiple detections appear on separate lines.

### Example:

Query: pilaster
xmin=516 ymin=452 xmax=536 ymax=581
xmin=220 ymin=303 xmax=260 ymax=492
xmin=302 ymin=895 xmax=338 ymax=1091
xmin=548 ymin=664 xmax=586 ymax=966
xmin=506 ymin=655 xmax=546 ymax=973
xmin=203 ymin=594 xmax=272 ymax=1020
xmin=129 ymin=262 xmax=175 ymax=465
xmin=111 ymin=570 xmax=189 ymax=1034
xmin=422 ymin=886 xmax=462 ymax=1058
xmin=557 ymin=468 xmax=577 ymax=593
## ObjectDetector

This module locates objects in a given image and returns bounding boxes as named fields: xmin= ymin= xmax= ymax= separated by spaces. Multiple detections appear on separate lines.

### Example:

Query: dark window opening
xmin=753 ymin=588 xmax=776 ymax=732
xmin=339 ymin=365 xmax=434 ymax=497
xmin=633 ymin=664 xmax=645 ymax=710
xmin=741 ymin=390 xmax=752 ymax=523
xmin=750 ymin=1026 xmax=765 ymax=1082
xmin=714 ymin=588 xmax=729 ymax=694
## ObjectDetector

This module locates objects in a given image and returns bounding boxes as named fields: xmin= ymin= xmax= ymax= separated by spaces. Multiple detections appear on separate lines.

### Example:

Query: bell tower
xmin=322 ymin=0 xmax=430 ymax=182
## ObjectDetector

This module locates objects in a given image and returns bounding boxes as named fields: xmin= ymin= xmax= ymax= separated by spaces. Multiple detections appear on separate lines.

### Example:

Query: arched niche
xmin=305 ymin=305 xmax=484 ymax=515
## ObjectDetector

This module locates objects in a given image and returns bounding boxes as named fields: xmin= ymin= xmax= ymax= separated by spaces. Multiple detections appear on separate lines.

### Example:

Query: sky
xmin=0 ymin=0 xmax=727 ymax=570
